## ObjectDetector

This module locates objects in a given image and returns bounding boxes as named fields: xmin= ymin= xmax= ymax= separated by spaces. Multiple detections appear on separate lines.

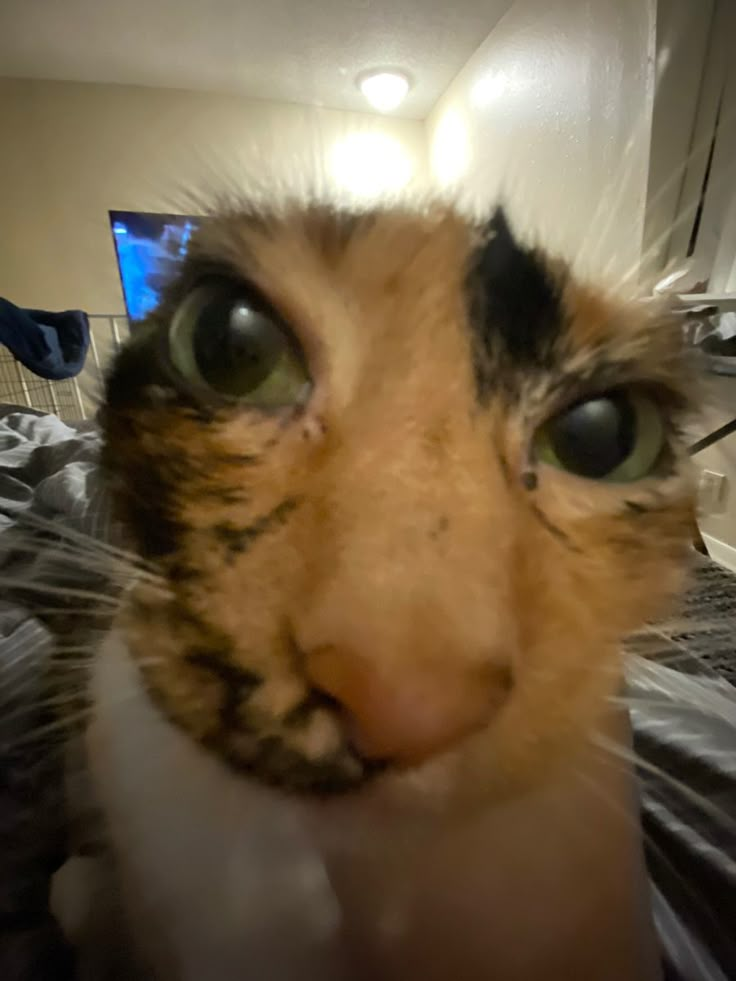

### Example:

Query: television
xmin=109 ymin=210 xmax=200 ymax=322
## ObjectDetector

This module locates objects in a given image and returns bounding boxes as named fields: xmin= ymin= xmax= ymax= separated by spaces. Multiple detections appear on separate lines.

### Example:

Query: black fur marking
xmin=213 ymin=497 xmax=300 ymax=559
xmin=467 ymin=208 xmax=564 ymax=399
xmin=120 ymin=468 xmax=185 ymax=559
xmin=212 ymin=737 xmax=382 ymax=796
xmin=132 ymin=641 xmax=385 ymax=795
xmin=213 ymin=523 xmax=251 ymax=549
xmin=429 ymin=515 xmax=450 ymax=541
xmin=496 ymin=449 xmax=512 ymax=487
xmin=521 ymin=470 xmax=538 ymax=491
xmin=625 ymin=500 xmax=649 ymax=515
xmin=176 ymin=606 xmax=210 ymax=630
xmin=185 ymin=649 xmax=262 ymax=733
xmin=103 ymin=323 xmax=171 ymax=411
xmin=167 ymin=563 xmax=200 ymax=583
xmin=145 ymin=670 xmax=378 ymax=795
xmin=529 ymin=502 xmax=579 ymax=551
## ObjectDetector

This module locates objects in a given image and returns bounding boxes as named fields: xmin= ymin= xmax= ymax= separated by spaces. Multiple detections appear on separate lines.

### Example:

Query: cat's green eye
xmin=168 ymin=282 xmax=309 ymax=406
xmin=534 ymin=390 xmax=665 ymax=482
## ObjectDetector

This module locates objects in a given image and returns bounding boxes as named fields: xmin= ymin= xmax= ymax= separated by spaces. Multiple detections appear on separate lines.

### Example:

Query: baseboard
xmin=700 ymin=532 xmax=736 ymax=574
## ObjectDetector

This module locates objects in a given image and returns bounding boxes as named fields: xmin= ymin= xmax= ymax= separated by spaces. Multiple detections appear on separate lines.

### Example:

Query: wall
xmin=0 ymin=79 xmax=428 ymax=313
xmin=641 ymin=0 xmax=714 ymax=287
xmin=426 ymin=0 xmax=656 ymax=285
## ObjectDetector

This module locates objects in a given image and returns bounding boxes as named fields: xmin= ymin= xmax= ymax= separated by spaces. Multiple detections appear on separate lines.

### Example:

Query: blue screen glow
xmin=109 ymin=211 xmax=200 ymax=322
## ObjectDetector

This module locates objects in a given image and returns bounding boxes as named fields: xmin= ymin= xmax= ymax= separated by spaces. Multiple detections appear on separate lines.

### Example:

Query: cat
xmin=73 ymin=200 xmax=696 ymax=979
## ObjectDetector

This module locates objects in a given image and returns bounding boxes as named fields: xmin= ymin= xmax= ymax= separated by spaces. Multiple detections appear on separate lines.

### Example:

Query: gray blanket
xmin=0 ymin=406 xmax=107 ymax=979
xmin=1 ymin=405 xmax=734 ymax=981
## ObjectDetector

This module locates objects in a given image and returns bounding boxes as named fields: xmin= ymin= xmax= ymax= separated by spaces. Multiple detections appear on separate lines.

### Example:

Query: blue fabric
xmin=0 ymin=298 xmax=90 ymax=381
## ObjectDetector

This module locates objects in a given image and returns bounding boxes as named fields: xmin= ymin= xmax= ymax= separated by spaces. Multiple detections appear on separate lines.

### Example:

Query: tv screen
xmin=109 ymin=210 xmax=200 ymax=322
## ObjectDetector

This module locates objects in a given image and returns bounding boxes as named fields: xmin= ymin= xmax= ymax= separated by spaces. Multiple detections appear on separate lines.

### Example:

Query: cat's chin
xmin=81 ymin=628 xmax=500 ymax=977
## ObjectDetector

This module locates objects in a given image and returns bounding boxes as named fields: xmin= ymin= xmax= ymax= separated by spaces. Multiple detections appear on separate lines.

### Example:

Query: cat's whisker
xmin=610 ymin=694 xmax=695 ymax=713
xmin=626 ymin=627 xmax=731 ymax=686
xmin=587 ymin=124 xmax=649 ymax=279
xmin=606 ymin=112 xmax=728 ymax=284
xmin=14 ymin=510 xmax=157 ymax=573
xmin=6 ymin=540 xmax=132 ymax=578
xmin=22 ymin=606 xmax=116 ymax=618
xmin=626 ymin=655 xmax=736 ymax=724
xmin=10 ymin=717 xmax=93 ymax=749
xmin=4 ymin=692 xmax=90 ymax=716
xmin=49 ymin=643 xmax=109 ymax=653
xmin=5 ymin=675 xmax=164 ymax=750
xmin=7 ymin=538 xmax=151 ymax=580
xmin=57 ymin=654 xmax=163 ymax=671
xmin=615 ymin=211 xmax=708 ymax=297
xmin=614 ymin=166 xmax=723 ymax=294
xmin=572 ymin=764 xmax=727 ymax=979
xmin=592 ymin=732 xmax=736 ymax=834
xmin=0 ymin=578 xmax=121 ymax=607
xmin=606 ymin=100 xmax=736 ymax=293
xmin=584 ymin=32 xmax=699 ymax=278
xmin=49 ymin=659 xmax=110 ymax=673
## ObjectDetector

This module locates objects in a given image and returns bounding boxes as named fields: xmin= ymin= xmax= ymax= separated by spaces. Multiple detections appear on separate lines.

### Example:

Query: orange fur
xmin=102 ymin=203 xmax=696 ymax=799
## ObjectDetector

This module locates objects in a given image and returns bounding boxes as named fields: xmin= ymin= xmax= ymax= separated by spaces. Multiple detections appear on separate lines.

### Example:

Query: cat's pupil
xmin=547 ymin=393 xmax=636 ymax=479
xmin=193 ymin=297 xmax=286 ymax=397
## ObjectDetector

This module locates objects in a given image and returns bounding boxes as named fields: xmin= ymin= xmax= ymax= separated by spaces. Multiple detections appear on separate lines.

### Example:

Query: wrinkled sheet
xmin=0 ymin=406 xmax=112 ymax=979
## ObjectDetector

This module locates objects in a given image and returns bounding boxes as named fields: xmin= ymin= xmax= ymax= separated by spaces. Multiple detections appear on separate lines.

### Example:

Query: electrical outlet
xmin=697 ymin=469 xmax=728 ymax=515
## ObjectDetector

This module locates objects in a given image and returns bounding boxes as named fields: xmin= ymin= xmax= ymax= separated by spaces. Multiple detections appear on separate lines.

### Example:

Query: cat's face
xmin=101 ymin=203 xmax=695 ymax=797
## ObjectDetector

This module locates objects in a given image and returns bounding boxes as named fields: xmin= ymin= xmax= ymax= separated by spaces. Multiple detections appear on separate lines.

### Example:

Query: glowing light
xmin=331 ymin=132 xmax=413 ymax=199
xmin=431 ymin=109 xmax=470 ymax=188
xmin=358 ymin=71 xmax=411 ymax=113
xmin=471 ymin=70 xmax=509 ymax=108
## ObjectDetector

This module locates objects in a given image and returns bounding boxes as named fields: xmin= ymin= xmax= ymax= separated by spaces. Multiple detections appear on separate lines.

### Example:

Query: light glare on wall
xmin=331 ymin=132 xmax=413 ymax=199
xmin=358 ymin=71 xmax=411 ymax=113
xmin=431 ymin=109 xmax=470 ymax=187
xmin=471 ymin=70 xmax=509 ymax=108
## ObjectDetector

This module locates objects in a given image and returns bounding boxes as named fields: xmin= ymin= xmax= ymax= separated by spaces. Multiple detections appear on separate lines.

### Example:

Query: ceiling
xmin=0 ymin=0 xmax=512 ymax=119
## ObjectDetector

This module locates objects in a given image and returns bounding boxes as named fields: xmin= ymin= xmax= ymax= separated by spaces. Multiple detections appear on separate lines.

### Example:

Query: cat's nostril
xmin=303 ymin=645 xmax=510 ymax=766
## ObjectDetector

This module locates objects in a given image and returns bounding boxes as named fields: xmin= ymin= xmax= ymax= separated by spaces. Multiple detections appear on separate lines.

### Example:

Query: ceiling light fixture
xmin=357 ymin=70 xmax=411 ymax=113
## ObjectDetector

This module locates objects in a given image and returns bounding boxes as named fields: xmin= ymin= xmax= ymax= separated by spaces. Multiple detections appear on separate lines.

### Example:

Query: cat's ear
xmin=470 ymin=206 xmax=562 ymax=376
xmin=483 ymin=206 xmax=519 ymax=272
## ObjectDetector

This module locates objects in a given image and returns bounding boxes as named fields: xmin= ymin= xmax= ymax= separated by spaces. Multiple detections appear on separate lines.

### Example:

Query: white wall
xmin=0 ymin=79 xmax=428 ymax=313
xmin=427 ymin=0 xmax=657 ymax=285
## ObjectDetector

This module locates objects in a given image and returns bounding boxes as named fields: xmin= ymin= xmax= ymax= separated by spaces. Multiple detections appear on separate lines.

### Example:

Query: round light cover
xmin=358 ymin=70 xmax=411 ymax=112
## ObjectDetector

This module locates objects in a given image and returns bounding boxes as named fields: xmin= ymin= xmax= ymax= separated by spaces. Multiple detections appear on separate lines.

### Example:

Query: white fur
xmin=85 ymin=632 xmax=469 ymax=979
xmin=86 ymin=631 xmax=352 ymax=979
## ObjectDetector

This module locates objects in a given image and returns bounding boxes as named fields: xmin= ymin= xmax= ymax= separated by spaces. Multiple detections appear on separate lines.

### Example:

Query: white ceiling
xmin=0 ymin=0 xmax=512 ymax=119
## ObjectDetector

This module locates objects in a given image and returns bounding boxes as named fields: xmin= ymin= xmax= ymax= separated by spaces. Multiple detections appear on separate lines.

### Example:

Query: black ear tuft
xmin=479 ymin=206 xmax=524 ymax=285
xmin=468 ymin=206 xmax=563 ymax=394
xmin=488 ymin=205 xmax=514 ymax=247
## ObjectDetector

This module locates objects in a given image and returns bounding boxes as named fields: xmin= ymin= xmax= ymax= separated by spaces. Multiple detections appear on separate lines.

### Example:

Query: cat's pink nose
xmin=304 ymin=646 xmax=507 ymax=765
